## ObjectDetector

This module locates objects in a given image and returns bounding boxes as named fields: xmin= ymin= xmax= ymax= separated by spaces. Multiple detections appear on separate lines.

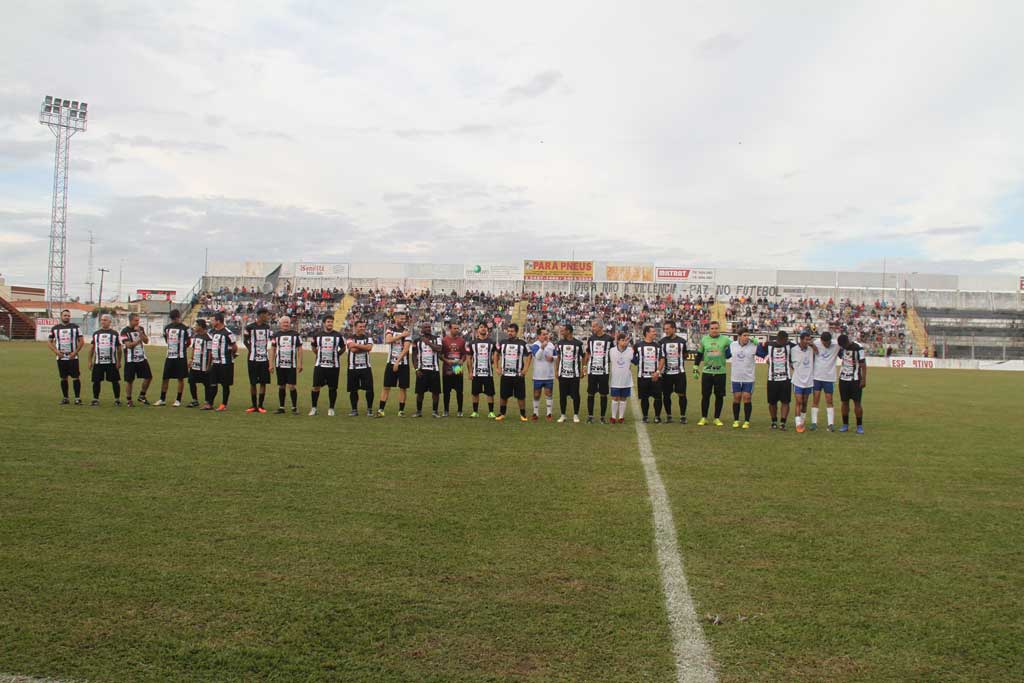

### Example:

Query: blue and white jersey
xmin=813 ymin=339 xmax=839 ymax=382
xmin=529 ymin=341 xmax=556 ymax=381
xmin=791 ymin=344 xmax=815 ymax=389
xmin=728 ymin=340 xmax=757 ymax=384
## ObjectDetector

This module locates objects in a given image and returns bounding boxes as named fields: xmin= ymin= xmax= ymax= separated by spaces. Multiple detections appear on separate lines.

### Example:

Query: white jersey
xmin=791 ymin=344 xmax=815 ymax=389
xmin=729 ymin=341 xmax=757 ymax=383
xmin=610 ymin=346 xmax=635 ymax=389
xmin=813 ymin=339 xmax=840 ymax=382
xmin=529 ymin=341 xmax=556 ymax=381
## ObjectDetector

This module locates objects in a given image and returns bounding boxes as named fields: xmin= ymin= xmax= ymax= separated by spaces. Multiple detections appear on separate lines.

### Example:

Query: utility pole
xmin=117 ymin=258 xmax=124 ymax=303
xmin=97 ymin=267 xmax=109 ymax=312
xmin=85 ymin=230 xmax=95 ymax=303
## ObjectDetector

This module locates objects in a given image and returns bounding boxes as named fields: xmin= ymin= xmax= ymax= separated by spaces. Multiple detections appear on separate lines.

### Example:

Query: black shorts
xmin=347 ymin=368 xmax=374 ymax=392
xmin=313 ymin=366 xmax=340 ymax=389
xmin=91 ymin=364 xmax=120 ymax=383
xmin=443 ymin=372 xmax=464 ymax=393
xmin=839 ymin=380 xmax=864 ymax=403
xmin=471 ymin=376 xmax=495 ymax=396
xmin=209 ymin=363 xmax=234 ymax=387
xmin=701 ymin=373 xmax=726 ymax=398
xmin=587 ymin=374 xmax=610 ymax=395
xmin=248 ymin=360 xmax=271 ymax=385
xmin=162 ymin=357 xmax=188 ymax=380
xmin=661 ymin=372 xmax=686 ymax=395
xmin=415 ymin=370 xmax=441 ymax=395
xmin=638 ymin=377 xmax=661 ymax=400
xmin=57 ymin=358 xmax=80 ymax=379
xmin=766 ymin=380 xmax=792 ymax=404
xmin=558 ymin=377 xmax=581 ymax=398
xmin=124 ymin=360 xmax=152 ymax=383
xmin=500 ymin=375 xmax=526 ymax=400
xmin=189 ymin=369 xmax=209 ymax=386
xmin=383 ymin=363 xmax=410 ymax=389
xmin=275 ymin=367 xmax=297 ymax=385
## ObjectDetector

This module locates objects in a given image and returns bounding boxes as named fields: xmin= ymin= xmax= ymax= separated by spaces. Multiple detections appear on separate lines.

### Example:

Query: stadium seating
xmin=521 ymin=292 xmax=713 ymax=342
xmin=918 ymin=307 xmax=1024 ymax=360
xmin=0 ymin=296 xmax=36 ymax=340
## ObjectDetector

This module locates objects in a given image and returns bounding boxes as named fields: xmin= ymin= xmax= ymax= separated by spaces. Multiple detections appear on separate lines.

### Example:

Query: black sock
xmin=399 ymin=401 xmax=405 ymax=412
xmin=258 ymin=391 xmax=265 ymax=408
xmin=206 ymin=384 xmax=216 ymax=404
xmin=501 ymin=403 xmax=507 ymax=416
xmin=379 ymin=400 xmax=386 ymax=411
xmin=733 ymin=402 xmax=740 ymax=420
xmin=744 ymin=402 xmax=752 ymax=421
xmin=641 ymin=397 xmax=650 ymax=417
xmin=160 ymin=390 xmax=167 ymax=401
xmin=251 ymin=390 xmax=258 ymax=408
xmin=221 ymin=386 xmax=230 ymax=405
xmin=176 ymin=390 xmax=182 ymax=402
xmin=572 ymin=396 xmax=579 ymax=415
xmin=455 ymin=392 xmax=463 ymax=412
xmin=417 ymin=395 xmax=424 ymax=412
xmin=843 ymin=413 xmax=849 ymax=425
xmin=443 ymin=392 xmax=450 ymax=414
xmin=73 ymin=379 xmax=81 ymax=398
xmin=662 ymin=394 xmax=671 ymax=417
xmin=432 ymin=396 xmax=439 ymax=413
xmin=279 ymin=387 xmax=286 ymax=407
xmin=679 ymin=395 xmax=687 ymax=417
xmin=600 ymin=395 xmax=608 ymax=417
xmin=701 ymin=394 xmax=710 ymax=418
xmin=350 ymin=391 xmax=359 ymax=410
xmin=290 ymin=389 xmax=298 ymax=407
xmin=60 ymin=380 xmax=69 ymax=398
xmin=654 ymin=397 xmax=662 ymax=417
xmin=559 ymin=394 xmax=567 ymax=415
xmin=111 ymin=382 xmax=120 ymax=399
xmin=311 ymin=391 xmax=320 ymax=408
xmin=473 ymin=400 xmax=479 ymax=413
xmin=856 ymin=416 xmax=863 ymax=426
xmin=93 ymin=381 xmax=101 ymax=399
xmin=190 ymin=381 xmax=198 ymax=401
xmin=714 ymin=396 xmax=723 ymax=418
xmin=328 ymin=387 xmax=337 ymax=409
xmin=587 ymin=395 xmax=595 ymax=416
xmin=366 ymin=390 xmax=374 ymax=411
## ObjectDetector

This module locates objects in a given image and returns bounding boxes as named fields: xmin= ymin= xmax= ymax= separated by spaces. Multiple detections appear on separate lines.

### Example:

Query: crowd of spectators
xmin=194 ymin=286 xmax=344 ymax=336
xmin=345 ymin=289 xmax=520 ymax=341
xmin=522 ymin=293 xmax=715 ymax=342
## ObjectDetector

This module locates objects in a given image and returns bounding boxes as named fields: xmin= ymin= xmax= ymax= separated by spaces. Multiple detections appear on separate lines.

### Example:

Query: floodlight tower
xmin=39 ymin=95 xmax=88 ymax=315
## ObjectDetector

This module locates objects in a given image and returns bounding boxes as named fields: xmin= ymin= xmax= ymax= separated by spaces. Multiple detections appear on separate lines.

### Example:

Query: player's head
xmin=129 ymin=312 xmax=140 ymax=326
xmin=213 ymin=312 xmax=225 ymax=328
xmin=99 ymin=313 xmax=112 ymax=329
xmin=821 ymin=330 xmax=832 ymax=345
xmin=323 ymin=315 xmax=334 ymax=331
xmin=194 ymin=318 xmax=208 ymax=334
xmin=257 ymin=307 xmax=269 ymax=323
xmin=562 ymin=324 xmax=574 ymax=339
xmin=169 ymin=309 xmax=181 ymax=321
xmin=664 ymin=320 xmax=676 ymax=335
xmin=394 ymin=311 xmax=407 ymax=326
xmin=506 ymin=322 xmax=519 ymax=338
xmin=60 ymin=308 xmax=71 ymax=323
xmin=709 ymin=320 xmax=720 ymax=337
xmin=537 ymin=327 xmax=550 ymax=343
xmin=738 ymin=327 xmax=750 ymax=344
xmin=776 ymin=330 xmax=789 ymax=344
xmin=643 ymin=325 xmax=656 ymax=341
xmin=799 ymin=330 xmax=810 ymax=348
xmin=591 ymin=319 xmax=605 ymax=335
xmin=476 ymin=322 xmax=489 ymax=339
xmin=615 ymin=332 xmax=629 ymax=349
xmin=837 ymin=333 xmax=850 ymax=349
xmin=420 ymin=322 xmax=432 ymax=336
xmin=447 ymin=320 xmax=460 ymax=336
xmin=279 ymin=315 xmax=292 ymax=331
xmin=355 ymin=319 xmax=367 ymax=335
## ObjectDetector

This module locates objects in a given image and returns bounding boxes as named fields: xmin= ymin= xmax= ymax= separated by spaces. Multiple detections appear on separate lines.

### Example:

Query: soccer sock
xmin=290 ymin=389 xmax=298 ymax=408
xmin=279 ymin=387 xmax=286 ymax=407
xmin=92 ymin=381 xmax=101 ymax=399
xmin=679 ymin=395 xmax=687 ymax=417
xmin=811 ymin=407 xmax=819 ymax=424
xmin=546 ymin=397 xmax=553 ymax=415
xmin=190 ymin=381 xmax=198 ymax=401
xmin=856 ymin=416 xmax=863 ymax=426
xmin=654 ymin=396 xmax=662 ymax=418
xmin=60 ymin=380 xmax=69 ymax=398
xmin=73 ymin=379 xmax=81 ymax=398
xmin=399 ymin=401 xmax=405 ymax=412
xmin=533 ymin=398 xmax=540 ymax=415
xmin=456 ymin=391 xmax=463 ymax=412
xmin=827 ymin=407 xmax=835 ymax=425
xmin=714 ymin=396 xmax=723 ymax=418
xmin=176 ymin=389 xmax=183 ymax=402
xmin=473 ymin=400 xmax=479 ymax=413
xmin=842 ymin=412 xmax=849 ymax=425
xmin=432 ymin=396 xmax=439 ymax=413
xmin=160 ymin=390 xmax=167 ymax=401
xmin=366 ymin=389 xmax=374 ymax=411
xmin=379 ymin=399 xmax=387 ymax=411
xmin=733 ymin=402 xmax=741 ymax=420
xmin=559 ymin=394 xmax=566 ymax=414
xmin=311 ymin=391 xmax=320 ymax=408
xmin=443 ymin=391 xmax=450 ymax=414
xmin=744 ymin=402 xmax=752 ymax=421
xmin=701 ymin=395 xmax=710 ymax=418
xmin=350 ymin=391 xmax=359 ymax=410
xmin=221 ymin=386 xmax=230 ymax=405
xmin=641 ymin=397 xmax=649 ymax=418
xmin=112 ymin=382 xmax=121 ymax=400
xmin=587 ymin=395 xmax=595 ymax=416
xmin=258 ymin=390 xmax=265 ymax=408
xmin=571 ymin=395 xmax=579 ymax=416
xmin=327 ymin=387 xmax=337 ymax=409
xmin=206 ymin=384 xmax=216 ymax=404
xmin=501 ymin=403 xmax=507 ymax=416
xmin=600 ymin=395 xmax=608 ymax=417
xmin=662 ymin=393 xmax=672 ymax=416
xmin=416 ymin=395 xmax=424 ymax=412
xmin=251 ymin=390 xmax=258 ymax=408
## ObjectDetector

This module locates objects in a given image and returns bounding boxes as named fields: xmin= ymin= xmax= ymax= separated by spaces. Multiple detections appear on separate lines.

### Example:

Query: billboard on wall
xmin=605 ymin=263 xmax=654 ymax=282
xmin=1020 ymin=276 xmax=1024 ymax=291
xmin=655 ymin=267 xmax=716 ymax=283
xmin=464 ymin=264 xmax=523 ymax=280
xmin=296 ymin=263 xmax=350 ymax=278
xmin=523 ymin=260 xmax=594 ymax=281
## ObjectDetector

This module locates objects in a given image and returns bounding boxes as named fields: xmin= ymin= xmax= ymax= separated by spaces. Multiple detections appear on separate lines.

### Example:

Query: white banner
xmin=465 ymin=263 xmax=524 ymax=280
xmin=886 ymin=356 xmax=937 ymax=369
xmin=296 ymin=262 xmax=350 ymax=279
xmin=35 ymin=318 xmax=59 ymax=342
xmin=655 ymin=267 xmax=716 ymax=283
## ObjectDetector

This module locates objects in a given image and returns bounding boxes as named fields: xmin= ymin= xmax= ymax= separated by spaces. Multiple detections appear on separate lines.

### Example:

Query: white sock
xmin=827 ymin=407 xmax=834 ymax=425
xmin=619 ymin=401 xmax=626 ymax=419
xmin=795 ymin=414 xmax=803 ymax=427
xmin=546 ymin=397 xmax=553 ymax=415
xmin=811 ymin=407 xmax=818 ymax=424
xmin=533 ymin=399 xmax=539 ymax=415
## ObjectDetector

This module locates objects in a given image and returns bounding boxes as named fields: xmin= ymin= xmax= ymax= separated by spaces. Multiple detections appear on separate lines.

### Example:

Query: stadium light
xmin=38 ymin=94 xmax=89 ymax=316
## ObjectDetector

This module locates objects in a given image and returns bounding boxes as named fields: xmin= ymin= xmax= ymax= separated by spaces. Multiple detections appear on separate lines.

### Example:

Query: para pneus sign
xmin=524 ymin=260 xmax=594 ymax=281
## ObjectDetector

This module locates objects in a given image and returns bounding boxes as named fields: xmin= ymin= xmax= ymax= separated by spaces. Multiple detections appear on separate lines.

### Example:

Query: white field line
xmin=630 ymin=397 xmax=718 ymax=683
xmin=0 ymin=676 xmax=82 ymax=683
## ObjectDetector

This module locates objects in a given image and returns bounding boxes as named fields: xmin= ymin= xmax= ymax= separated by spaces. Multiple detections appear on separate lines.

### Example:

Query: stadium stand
xmin=344 ymin=290 xmax=520 ymax=341
xmin=521 ymin=292 xmax=714 ymax=342
xmin=918 ymin=307 xmax=1024 ymax=360
xmin=0 ymin=296 xmax=36 ymax=340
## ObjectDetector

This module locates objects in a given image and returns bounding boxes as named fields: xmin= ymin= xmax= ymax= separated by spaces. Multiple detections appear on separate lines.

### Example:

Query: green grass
xmin=1 ymin=341 xmax=1022 ymax=681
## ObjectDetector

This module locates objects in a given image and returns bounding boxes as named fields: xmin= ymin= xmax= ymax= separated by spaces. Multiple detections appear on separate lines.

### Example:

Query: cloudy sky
xmin=2 ymin=1 xmax=1023 ymax=297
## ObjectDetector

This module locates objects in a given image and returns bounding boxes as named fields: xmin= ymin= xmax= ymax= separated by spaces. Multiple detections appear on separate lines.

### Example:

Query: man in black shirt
xmin=188 ymin=319 xmax=213 ymax=408
xmin=156 ymin=309 xmax=190 ymax=406
xmin=412 ymin=322 xmax=443 ymax=418
xmin=554 ymin=324 xmax=584 ymax=423
xmin=635 ymin=325 xmax=663 ymax=423
xmin=120 ymin=312 xmax=153 ymax=407
xmin=658 ymin=320 xmax=688 ymax=424
xmin=89 ymin=313 xmax=122 ymax=406
xmin=466 ymin=322 xmax=497 ymax=418
xmin=309 ymin=316 xmax=344 ymax=416
xmin=583 ymin=319 xmax=614 ymax=424
xmin=495 ymin=323 xmax=531 ymax=421
xmin=244 ymin=307 xmax=273 ymax=413
xmin=206 ymin=312 xmax=238 ymax=411
xmin=346 ymin=319 xmax=375 ymax=417
xmin=47 ymin=308 xmax=84 ymax=404
xmin=269 ymin=315 xmax=302 ymax=414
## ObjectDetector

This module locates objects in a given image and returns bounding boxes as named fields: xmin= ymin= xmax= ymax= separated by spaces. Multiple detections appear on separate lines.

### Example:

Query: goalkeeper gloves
xmin=692 ymin=367 xmax=700 ymax=380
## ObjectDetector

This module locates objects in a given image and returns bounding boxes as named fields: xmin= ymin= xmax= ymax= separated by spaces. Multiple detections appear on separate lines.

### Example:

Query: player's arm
xmin=74 ymin=332 xmax=84 ymax=358
xmin=115 ymin=335 xmax=122 ymax=368
xmin=396 ymin=340 xmax=411 ymax=367
xmin=138 ymin=326 xmax=149 ymax=344
xmin=228 ymin=333 xmax=238 ymax=356
xmin=859 ymin=352 xmax=867 ymax=388
xmin=88 ymin=337 xmax=96 ymax=368
xmin=296 ymin=338 xmax=304 ymax=373
xmin=412 ymin=342 xmax=421 ymax=374
xmin=268 ymin=337 xmax=277 ymax=368
xmin=521 ymin=344 xmax=532 ymax=377
xmin=47 ymin=331 xmax=60 ymax=357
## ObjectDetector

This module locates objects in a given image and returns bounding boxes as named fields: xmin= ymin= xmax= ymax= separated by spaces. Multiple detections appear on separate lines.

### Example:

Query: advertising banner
xmin=605 ymin=263 xmax=654 ymax=282
xmin=1019 ymin=276 xmax=1024 ymax=291
xmin=523 ymin=260 xmax=594 ymax=281
xmin=35 ymin=318 xmax=58 ymax=342
xmin=655 ymin=267 xmax=716 ymax=283
xmin=465 ymin=264 xmax=523 ymax=280
xmin=136 ymin=289 xmax=177 ymax=301
xmin=296 ymin=263 xmax=350 ymax=279
xmin=888 ymin=357 xmax=937 ymax=369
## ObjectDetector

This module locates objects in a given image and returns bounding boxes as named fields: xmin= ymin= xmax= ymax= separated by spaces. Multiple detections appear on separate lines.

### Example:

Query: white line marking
xmin=630 ymin=397 xmax=718 ymax=683
xmin=0 ymin=676 xmax=82 ymax=683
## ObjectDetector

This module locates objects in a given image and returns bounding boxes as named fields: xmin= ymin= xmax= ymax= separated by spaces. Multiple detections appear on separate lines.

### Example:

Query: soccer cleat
xmin=519 ymin=415 xmax=528 ymax=422
xmin=808 ymin=423 xmax=817 ymax=432
xmin=126 ymin=399 xmax=134 ymax=408
xmin=654 ymin=416 xmax=661 ymax=424
xmin=308 ymin=408 xmax=318 ymax=416
xmin=827 ymin=424 xmax=835 ymax=432
xmin=114 ymin=400 xmax=122 ymax=407
xmin=187 ymin=401 xmax=199 ymax=408
xmin=138 ymin=397 xmax=149 ymax=405
xmin=856 ymin=425 xmax=864 ymax=435
xmin=153 ymin=399 xmax=166 ymax=406
xmin=433 ymin=412 xmax=442 ymax=419
xmin=412 ymin=411 xmax=422 ymax=418
xmin=713 ymin=418 xmax=723 ymax=427
xmin=258 ymin=407 xmax=267 ymax=414
xmin=642 ymin=417 xmax=649 ymax=424
xmin=495 ymin=414 xmax=505 ymax=421
xmin=680 ymin=416 xmax=688 ymax=425
xmin=349 ymin=410 xmax=358 ymax=417
xmin=442 ymin=412 xmax=449 ymax=418
xmin=398 ymin=410 xmax=406 ymax=417
xmin=572 ymin=415 xmax=580 ymax=423
xmin=377 ymin=409 xmax=386 ymax=417
xmin=470 ymin=412 xmax=479 ymax=418
xmin=275 ymin=407 xmax=286 ymax=414
xmin=557 ymin=415 xmax=566 ymax=423
xmin=457 ymin=412 xmax=463 ymax=418
xmin=74 ymin=398 xmax=82 ymax=405
xmin=488 ymin=411 xmax=496 ymax=419
xmin=215 ymin=404 xmax=227 ymax=412
xmin=246 ymin=407 xmax=258 ymax=413
xmin=586 ymin=416 xmax=594 ymax=424
xmin=531 ymin=414 xmax=539 ymax=422
xmin=780 ymin=424 xmax=787 ymax=431
xmin=796 ymin=424 xmax=805 ymax=433
xmin=600 ymin=418 xmax=608 ymax=425
xmin=291 ymin=407 xmax=298 ymax=414
xmin=664 ymin=416 xmax=673 ymax=424
xmin=771 ymin=423 xmax=778 ymax=430
xmin=732 ymin=420 xmax=740 ymax=429
xmin=200 ymin=403 xmax=213 ymax=410
xmin=90 ymin=399 xmax=99 ymax=406
xmin=697 ymin=417 xmax=707 ymax=426
xmin=173 ymin=400 xmax=181 ymax=407
xmin=367 ymin=411 xmax=374 ymax=418
xmin=546 ymin=414 xmax=553 ymax=422
xmin=838 ymin=424 xmax=849 ymax=433
xmin=60 ymin=397 xmax=69 ymax=405
xmin=328 ymin=409 xmax=336 ymax=417
xmin=742 ymin=421 xmax=750 ymax=429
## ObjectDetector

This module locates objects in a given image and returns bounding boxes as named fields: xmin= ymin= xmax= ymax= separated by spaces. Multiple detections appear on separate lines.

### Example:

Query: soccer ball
xmin=453 ymin=364 xmax=463 ymax=375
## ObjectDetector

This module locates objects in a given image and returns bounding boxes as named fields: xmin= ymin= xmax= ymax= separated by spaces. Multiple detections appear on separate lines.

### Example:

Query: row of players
xmin=46 ymin=308 xmax=867 ymax=431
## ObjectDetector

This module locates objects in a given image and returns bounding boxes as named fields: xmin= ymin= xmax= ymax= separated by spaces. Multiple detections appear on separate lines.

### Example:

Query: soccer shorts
xmin=471 ymin=376 xmax=495 ymax=396
xmin=189 ymin=369 xmax=209 ymax=386
xmin=533 ymin=379 xmax=554 ymax=392
xmin=247 ymin=360 xmax=271 ymax=385
xmin=312 ymin=367 xmax=340 ymax=389
xmin=275 ymin=367 xmax=297 ymax=385
xmin=383 ymin=363 xmax=410 ymax=389
xmin=415 ymin=370 xmax=441 ymax=395
xmin=839 ymin=380 xmax=863 ymax=403
xmin=701 ymin=373 xmax=726 ymax=398
xmin=500 ymin=376 xmax=526 ymax=400
xmin=586 ymin=373 xmax=610 ymax=395
xmin=208 ymin=363 xmax=234 ymax=387
xmin=661 ymin=372 xmax=686 ymax=395
xmin=57 ymin=358 xmax=80 ymax=379
xmin=610 ymin=386 xmax=631 ymax=399
xmin=124 ymin=360 xmax=152 ymax=383
xmin=638 ymin=377 xmax=661 ymax=400
xmin=794 ymin=385 xmax=813 ymax=397
xmin=558 ymin=377 xmax=580 ymax=399
xmin=91 ymin=364 xmax=120 ymax=383
xmin=347 ymin=368 xmax=374 ymax=392
xmin=731 ymin=381 xmax=754 ymax=394
xmin=813 ymin=380 xmax=835 ymax=394
xmin=766 ymin=380 xmax=792 ymax=404
xmin=162 ymin=357 xmax=188 ymax=380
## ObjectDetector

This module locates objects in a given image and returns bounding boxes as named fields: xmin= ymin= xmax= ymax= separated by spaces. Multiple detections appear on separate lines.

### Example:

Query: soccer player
xmin=243 ymin=307 xmax=273 ymax=413
xmin=379 ymin=312 xmax=412 ymax=417
xmin=811 ymin=331 xmax=840 ymax=431
xmin=583 ymin=319 xmax=614 ymax=424
xmin=89 ymin=313 xmax=122 ymax=406
xmin=207 ymin=312 xmax=238 ymax=411
xmin=466 ymin=322 xmax=497 ymax=418
xmin=48 ymin=308 xmax=84 ymax=404
xmin=760 ymin=329 xmax=795 ymax=430
xmin=791 ymin=331 xmax=816 ymax=433
xmin=554 ymin=324 xmax=584 ymax=423
xmin=836 ymin=333 xmax=867 ymax=434
xmin=156 ymin=309 xmax=189 ymax=406
xmin=635 ymin=325 xmax=663 ymax=423
xmin=441 ymin=321 xmax=468 ymax=417
xmin=529 ymin=327 xmax=556 ymax=421
xmin=694 ymin=321 xmax=729 ymax=426
xmin=609 ymin=333 xmax=634 ymax=423
xmin=346 ymin=319 xmax=375 ymax=417
xmin=269 ymin=315 xmax=302 ymax=414
xmin=412 ymin=322 xmax=443 ymax=418
xmin=309 ymin=315 xmax=344 ymax=416
xmin=727 ymin=328 xmax=757 ymax=429
xmin=495 ymin=322 xmax=531 ymax=421
xmin=658 ymin=320 xmax=688 ymax=424
xmin=120 ymin=312 xmax=153 ymax=406
xmin=188 ymin=319 xmax=213 ymax=409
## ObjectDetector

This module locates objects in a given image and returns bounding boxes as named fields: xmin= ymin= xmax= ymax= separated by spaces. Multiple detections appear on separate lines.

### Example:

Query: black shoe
xmin=90 ymin=399 xmax=99 ymax=406
xmin=275 ymin=407 xmax=286 ymax=414
xmin=74 ymin=398 xmax=82 ymax=405
xmin=680 ymin=416 xmax=687 ymax=424
xmin=432 ymin=412 xmax=441 ymax=418
xmin=291 ymin=407 xmax=298 ymax=414
xmin=187 ymin=401 xmax=199 ymax=408
xmin=664 ymin=416 xmax=673 ymax=423
xmin=367 ymin=411 xmax=374 ymax=418
xmin=779 ymin=423 xmax=787 ymax=431
xmin=60 ymin=397 xmax=69 ymax=405
xmin=348 ymin=410 xmax=358 ymax=417
xmin=642 ymin=417 xmax=649 ymax=424
xmin=413 ymin=412 xmax=423 ymax=418
xmin=770 ymin=423 xmax=778 ymax=430
xmin=114 ymin=400 xmax=122 ymax=407
xmin=654 ymin=416 xmax=662 ymax=424
xmin=600 ymin=418 xmax=608 ymax=424
xmin=138 ymin=396 xmax=149 ymax=405
xmin=586 ymin=416 xmax=594 ymax=424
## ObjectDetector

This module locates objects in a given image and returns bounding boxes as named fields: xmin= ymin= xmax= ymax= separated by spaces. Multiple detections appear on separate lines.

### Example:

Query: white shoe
xmin=557 ymin=415 xmax=566 ymax=423
xmin=308 ymin=408 xmax=318 ymax=416
xmin=172 ymin=400 xmax=181 ymax=407
xmin=153 ymin=399 xmax=166 ymax=406
xmin=328 ymin=408 xmax=336 ymax=417
xmin=573 ymin=415 xmax=580 ymax=423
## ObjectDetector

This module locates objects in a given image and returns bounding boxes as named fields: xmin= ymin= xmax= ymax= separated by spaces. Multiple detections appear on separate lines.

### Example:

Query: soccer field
xmin=1 ymin=341 xmax=1021 ymax=682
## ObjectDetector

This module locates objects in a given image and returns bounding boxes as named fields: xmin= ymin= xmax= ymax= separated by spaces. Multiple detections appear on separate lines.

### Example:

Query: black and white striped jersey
xmin=466 ymin=339 xmax=496 ymax=377
xmin=92 ymin=329 xmax=120 ymax=365
xmin=49 ymin=323 xmax=82 ymax=359
xmin=311 ymin=330 xmax=344 ymax=368
xmin=244 ymin=322 xmax=272 ymax=363
xmin=414 ymin=335 xmax=441 ymax=372
xmin=635 ymin=341 xmax=661 ymax=378
xmin=163 ymin=322 xmax=190 ymax=360
xmin=190 ymin=334 xmax=212 ymax=372
xmin=120 ymin=326 xmax=147 ymax=363
xmin=271 ymin=331 xmax=302 ymax=369
xmin=555 ymin=339 xmax=584 ymax=378
xmin=497 ymin=338 xmax=528 ymax=377
xmin=210 ymin=328 xmax=237 ymax=365
xmin=658 ymin=334 xmax=687 ymax=374
xmin=386 ymin=327 xmax=411 ymax=366
xmin=586 ymin=334 xmax=615 ymax=375
xmin=347 ymin=335 xmax=373 ymax=370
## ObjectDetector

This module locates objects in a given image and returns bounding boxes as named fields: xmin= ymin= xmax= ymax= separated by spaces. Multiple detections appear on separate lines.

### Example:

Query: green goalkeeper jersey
xmin=697 ymin=334 xmax=730 ymax=375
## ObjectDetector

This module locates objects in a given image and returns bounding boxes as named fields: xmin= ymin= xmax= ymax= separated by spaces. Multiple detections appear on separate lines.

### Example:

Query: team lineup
xmin=46 ymin=308 xmax=868 ymax=432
